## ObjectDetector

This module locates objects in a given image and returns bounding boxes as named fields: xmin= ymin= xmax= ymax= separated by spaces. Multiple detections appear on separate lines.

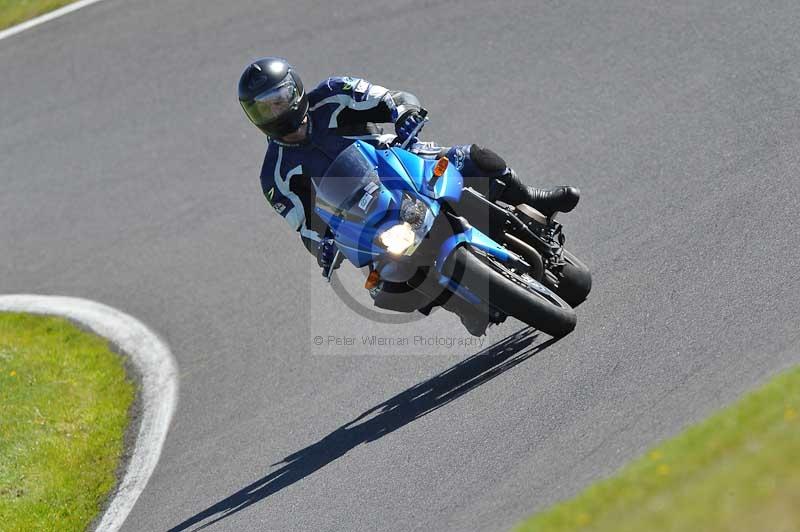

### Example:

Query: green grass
xmin=0 ymin=312 xmax=135 ymax=532
xmin=0 ymin=0 xmax=78 ymax=31
xmin=516 ymin=366 xmax=800 ymax=532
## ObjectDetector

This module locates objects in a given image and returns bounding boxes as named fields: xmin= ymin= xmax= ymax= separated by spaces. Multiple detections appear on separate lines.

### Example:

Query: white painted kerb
xmin=0 ymin=0 xmax=109 ymax=41
xmin=0 ymin=295 xmax=178 ymax=532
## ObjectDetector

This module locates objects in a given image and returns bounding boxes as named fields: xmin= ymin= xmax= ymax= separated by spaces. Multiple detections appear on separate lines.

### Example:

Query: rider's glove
xmin=395 ymin=110 xmax=424 ymax=145
xmin=317 ymin=238 xmax=341 ymax=277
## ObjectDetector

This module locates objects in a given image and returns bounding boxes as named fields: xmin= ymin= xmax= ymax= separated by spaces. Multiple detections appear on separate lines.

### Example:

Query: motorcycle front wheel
xmin=443 ymin=246 xmax=577 ymax=338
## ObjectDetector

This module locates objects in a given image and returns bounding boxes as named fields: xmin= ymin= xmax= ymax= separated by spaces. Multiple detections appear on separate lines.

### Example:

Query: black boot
xmin=523 ymin=185 xmax=581 ymax=215
xmin=498 ymin=170 xmax=580 ymax=216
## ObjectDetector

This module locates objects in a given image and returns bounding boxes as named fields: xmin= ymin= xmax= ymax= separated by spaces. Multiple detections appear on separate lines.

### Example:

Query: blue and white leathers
xmin=259 ymin=77 xmax=417 ymax=244
xmin=312 ymin=141 xmax=520 ymax=306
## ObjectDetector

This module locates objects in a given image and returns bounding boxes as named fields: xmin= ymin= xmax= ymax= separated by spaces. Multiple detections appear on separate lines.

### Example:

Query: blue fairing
xmin=315 ymin=142 xmax=452 ymax=267
xmin=386 ymin=147 xmax=464 ymax=202
xmin=315 ymin=209 xmax=385 ymax=267
xmin=381 ymin=147 xmax=425 ymax=192
xmin=314 ymin=140 xmax=512 ymax=277
xmin=435 ymin=225 xmax=511 ymax=274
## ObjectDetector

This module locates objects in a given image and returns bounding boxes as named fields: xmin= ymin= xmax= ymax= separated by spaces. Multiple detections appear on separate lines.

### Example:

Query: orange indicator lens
xmin=433 ymin=157 xmax=449 ymax=177
xmin=365 ymin=270 xmax=380 ymax=289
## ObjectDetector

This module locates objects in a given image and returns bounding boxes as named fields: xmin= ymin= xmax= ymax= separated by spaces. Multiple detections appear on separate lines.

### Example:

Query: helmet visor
xmin=242 ymin=81 xmax=300 ymax=127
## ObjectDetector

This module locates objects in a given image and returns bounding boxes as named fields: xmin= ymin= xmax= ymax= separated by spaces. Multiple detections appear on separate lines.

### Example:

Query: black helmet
xmin=238 ymin=57 xmax=308 ymax=138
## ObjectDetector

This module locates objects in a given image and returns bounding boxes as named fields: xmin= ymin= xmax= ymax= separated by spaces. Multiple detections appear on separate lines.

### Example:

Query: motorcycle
xmin=312 ymin=117 xmax=591 ymax=338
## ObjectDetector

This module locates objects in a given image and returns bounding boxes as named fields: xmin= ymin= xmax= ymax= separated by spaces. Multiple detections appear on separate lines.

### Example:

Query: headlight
xmin=379 ymin=223 xmax=416 ymax=255
xmin=377 ymin=195 xmax=435 ymax=257
xmin=400 ymin=194 xmax=428 ymax=229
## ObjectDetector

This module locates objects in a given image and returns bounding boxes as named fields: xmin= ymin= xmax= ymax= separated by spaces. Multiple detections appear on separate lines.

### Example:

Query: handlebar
xmin=397 ymin=109 xmax=429 ymax=150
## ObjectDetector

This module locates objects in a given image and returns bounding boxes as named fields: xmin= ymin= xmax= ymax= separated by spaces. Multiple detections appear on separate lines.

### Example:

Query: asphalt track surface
xmin=2 ymin=1 xmax=800 ymax=530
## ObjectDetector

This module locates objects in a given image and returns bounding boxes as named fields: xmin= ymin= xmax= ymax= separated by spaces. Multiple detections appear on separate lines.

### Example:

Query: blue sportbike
xmin=313 ymin=122 xmax=591 ymax=338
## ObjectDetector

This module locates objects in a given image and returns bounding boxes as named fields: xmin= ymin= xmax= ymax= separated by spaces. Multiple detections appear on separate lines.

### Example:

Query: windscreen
xmin=315 ymin=144 xmax=381 ymax=218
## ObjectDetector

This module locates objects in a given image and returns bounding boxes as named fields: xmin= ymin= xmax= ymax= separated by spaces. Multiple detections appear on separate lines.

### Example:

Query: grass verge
xmin=0 ymin=312 xmax=135 ymax=531
xmin=516 ymin=366 xmax=800 ymax=532
xmin=0 ymin=0 xmax=78 ymax=31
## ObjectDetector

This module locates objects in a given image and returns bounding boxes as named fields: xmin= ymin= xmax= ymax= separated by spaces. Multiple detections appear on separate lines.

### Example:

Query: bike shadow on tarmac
xmin=168 ymin=328 xmax=557 ymax=531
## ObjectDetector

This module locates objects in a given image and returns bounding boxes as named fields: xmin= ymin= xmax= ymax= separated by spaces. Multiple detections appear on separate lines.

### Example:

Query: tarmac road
xmin=3 ymin=1 xmax=800 ymax=530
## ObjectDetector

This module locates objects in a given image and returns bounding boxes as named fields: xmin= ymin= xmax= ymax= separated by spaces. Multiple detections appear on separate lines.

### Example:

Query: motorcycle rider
xmin=239 ymin=57 xmax=580 ymax=333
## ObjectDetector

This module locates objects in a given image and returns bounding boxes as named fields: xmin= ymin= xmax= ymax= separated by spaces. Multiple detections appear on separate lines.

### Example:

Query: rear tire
xmin=444 ymin=246 xmax=577 ymax=338
xmin=555 ymin=250 xmax=592 ymax=307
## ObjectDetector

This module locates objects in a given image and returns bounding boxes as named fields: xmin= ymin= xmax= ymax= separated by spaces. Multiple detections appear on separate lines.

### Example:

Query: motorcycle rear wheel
xmin=551 ymin=250 xmax=592 ymax=307
xmin=443 ymin=246 xmax=577 ymax=338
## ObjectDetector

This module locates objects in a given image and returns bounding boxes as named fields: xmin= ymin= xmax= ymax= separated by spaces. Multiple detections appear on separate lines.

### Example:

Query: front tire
xmin=443 ymin=246 xmax=577 ymax=338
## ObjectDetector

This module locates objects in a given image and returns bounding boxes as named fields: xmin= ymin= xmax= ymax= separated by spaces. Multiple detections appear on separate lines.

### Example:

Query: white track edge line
xmin=0 ymin=0 xmax=108 ymax=41
xmin=0 ymin=295 xmax=179 ymax=532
